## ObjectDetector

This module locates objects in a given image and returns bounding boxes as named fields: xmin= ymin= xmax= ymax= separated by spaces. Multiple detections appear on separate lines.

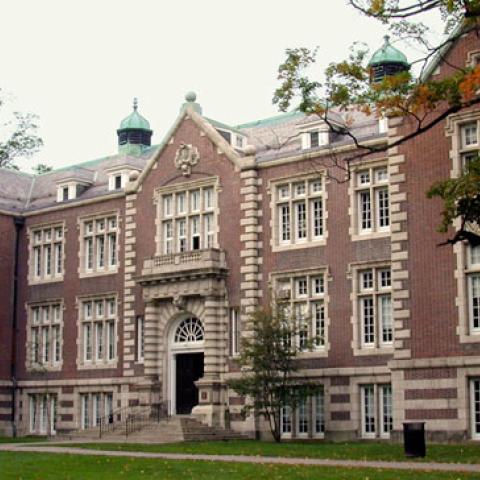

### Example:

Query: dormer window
xmin=106 ymin=166 xmax=140 ymax=192
xmin=301 ymin=129 xmax=329 ymax=150
xmin=56 ymin=181 xmax=90 ymax=202
xmin=235 ymin=134 xmax=245 ymax=149
xmin=114 ymin=175 xmax=122 ymax=190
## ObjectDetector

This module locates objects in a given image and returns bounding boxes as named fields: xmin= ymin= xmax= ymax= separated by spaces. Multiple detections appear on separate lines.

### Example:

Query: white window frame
xmin=351 ymin=163 xmax=390 ymax=240
xmin=471 ymin=378 xmax=480 ymax=440
xmin=230 ymin=308 xmax=240 ymax=357
xmin=360 ymin=384 xmax=392 ymax=439
xmin=155 ymin=179 xmax=218 ymax=256
xmin=351 ymin=263 xmax=393 ymax=355
xmin=29 ymin=224 xmax=65 ymax=284
xmin=273 ymin=269 xmax=329 ymax=355
xmin=80 ymin=214 xmax=119 ymax=277
xmin=27 ymin=302 xmax=63 ymax=371
xmin=272 ymin=175 xmax=327 ymax=251
xmin=137 ymin=315 xmax=145 ymax=362
xmin=79 ymin=296 xmax=117 ymax=368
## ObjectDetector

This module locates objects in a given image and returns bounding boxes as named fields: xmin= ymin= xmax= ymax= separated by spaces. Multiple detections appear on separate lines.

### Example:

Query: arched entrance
xmin=169 ymin=316 xmax=204 ymax=415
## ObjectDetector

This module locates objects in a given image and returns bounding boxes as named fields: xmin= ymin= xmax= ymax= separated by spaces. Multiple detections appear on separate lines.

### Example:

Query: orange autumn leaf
xmin=459 ymin=66 xmax=480 ymax=101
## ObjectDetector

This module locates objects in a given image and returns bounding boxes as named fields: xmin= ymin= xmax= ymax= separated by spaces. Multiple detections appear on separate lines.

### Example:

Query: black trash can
xmin=403 ymin=422 xmax=426 ymax=457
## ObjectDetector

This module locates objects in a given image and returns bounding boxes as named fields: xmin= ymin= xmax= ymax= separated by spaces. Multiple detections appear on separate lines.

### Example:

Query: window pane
xmin=362 ymin=385 xmax=375 ymax=434
xmin=379 ymin=295 xmax=393 ymax=344
xmin=279 ymin=204 xmax=290 ymax=242
xmin=359 ymin=191 xmax=372 ymax=230
xmin=377 ymin=188 xmax=390 ymax=228
xmin=361 ymin=297 xmax=375 ymax=345
xmin=381 ymin=385 xmax=393 ymax=435
xmin=312 ymin=199 xmax=323 ymax=237
xmin=295 ymin=202 xmax=307 ymax=239
xmin=470 ymin=274 xmax=480 ymax=330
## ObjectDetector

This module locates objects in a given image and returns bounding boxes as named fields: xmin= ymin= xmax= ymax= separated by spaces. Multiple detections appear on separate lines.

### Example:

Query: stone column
xmin=193 ymin=294 xmax=228 ymax=427
xmin=143 ymin=300 xmax=161 ymax=404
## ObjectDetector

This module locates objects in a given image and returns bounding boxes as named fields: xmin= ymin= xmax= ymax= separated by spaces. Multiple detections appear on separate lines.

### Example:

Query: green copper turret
xmin=368 ymin=36 xmax=410 ymax=83
xmin=117 ymin=98 xmax=153 ymax=155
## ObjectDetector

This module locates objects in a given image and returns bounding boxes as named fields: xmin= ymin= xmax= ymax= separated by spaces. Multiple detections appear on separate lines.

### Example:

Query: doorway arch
xmin=168 ymin=315 xmax=205 ymax=415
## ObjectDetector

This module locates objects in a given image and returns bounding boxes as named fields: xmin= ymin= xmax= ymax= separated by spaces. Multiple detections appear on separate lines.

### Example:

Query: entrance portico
xmin=138 ymin=248 xmax=229 ymax=426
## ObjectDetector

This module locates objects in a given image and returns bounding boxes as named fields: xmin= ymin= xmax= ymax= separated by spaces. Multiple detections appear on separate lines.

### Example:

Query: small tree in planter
xmin=227 ymin=304 xmax=321 ymax=442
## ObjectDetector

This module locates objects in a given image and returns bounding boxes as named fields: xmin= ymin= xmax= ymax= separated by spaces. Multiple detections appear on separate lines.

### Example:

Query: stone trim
xmin=267 ymin=171 xmax=328 ymax=252
xmin=347 ymin=158 xmax=390 ymax=242
xmin=123 ymin=193 xmax=138 ymax=375
xmin=77 ymin=210 xmax=121 ymax=278
xmin=24 ymin=299 xmax=64 ymax=372
xmin=270 ymin=266 xmax=331 ymax=357
xmin=446 ymin=112 xmax=480 ymax=344
xmin=239 ymin=168 xmax=262 ymax=337
xmin=27 ymin=221 xmax=66 ymax=286
xmin=386 ymin=118 xmax=411 ymax=361
xmin=348 ymin=260 xmax=394 ymax=356
xmin=75 ymin=293 xmax=119 ymax=370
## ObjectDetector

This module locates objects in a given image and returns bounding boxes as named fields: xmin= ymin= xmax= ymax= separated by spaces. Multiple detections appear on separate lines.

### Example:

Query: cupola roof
xmin=368 ymin=35 xmax=409 ymax=67
xmin=119 ymin=98 xmax=151 ymax=131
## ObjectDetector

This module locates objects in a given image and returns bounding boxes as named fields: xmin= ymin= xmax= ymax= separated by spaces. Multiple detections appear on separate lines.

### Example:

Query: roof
xmin=119 ymin=99 xmax=151 ymax=131
xmin=368 ymin=35 xmax=409 ymax=67
xmin=0 ymin=99 xmax=384 ymax=214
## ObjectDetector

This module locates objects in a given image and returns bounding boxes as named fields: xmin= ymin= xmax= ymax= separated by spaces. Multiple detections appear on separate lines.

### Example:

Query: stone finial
xmin=133 ymin=97 xmax=138 ymax=111
xmin=185 ymin=91 xmax=197 ymax=103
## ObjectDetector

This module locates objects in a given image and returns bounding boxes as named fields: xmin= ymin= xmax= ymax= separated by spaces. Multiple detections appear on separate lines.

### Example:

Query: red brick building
xmin=0 ymin=32 xmax=479 ymax=441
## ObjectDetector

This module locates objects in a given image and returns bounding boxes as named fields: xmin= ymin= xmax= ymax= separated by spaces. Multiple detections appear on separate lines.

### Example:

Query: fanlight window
xmin=174 ymin=317 xmax=204 ymax=343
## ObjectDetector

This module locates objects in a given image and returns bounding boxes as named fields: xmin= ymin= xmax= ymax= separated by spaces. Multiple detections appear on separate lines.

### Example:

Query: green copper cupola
xmin=117 ymin=98 xmax=153 ymax=155
xmin=368 ymin=35 xmax=410 ymax=83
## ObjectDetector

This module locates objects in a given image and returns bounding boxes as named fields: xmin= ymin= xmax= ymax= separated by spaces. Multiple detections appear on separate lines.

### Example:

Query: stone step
xmin=60 ymin=415 xmax=250 ymax=443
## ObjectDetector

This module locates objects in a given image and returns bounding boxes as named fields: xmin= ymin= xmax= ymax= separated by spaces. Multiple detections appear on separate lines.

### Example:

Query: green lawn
xmin=54 ymin=439 xmax=480 ymax=464
xmin=0 ymin=435 xmax=47 ymax=443
xmin=1 ymin=451 xmax=479 ymax=480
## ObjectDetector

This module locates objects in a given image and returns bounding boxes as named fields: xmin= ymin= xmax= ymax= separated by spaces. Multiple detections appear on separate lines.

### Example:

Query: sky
xmin=0 ymin=0 xmax=444 ymax=172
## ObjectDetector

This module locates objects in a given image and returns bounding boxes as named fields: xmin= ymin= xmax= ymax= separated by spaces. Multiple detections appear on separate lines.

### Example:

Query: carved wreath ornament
xmin=174 ymin=143 xmax=199 ymax=177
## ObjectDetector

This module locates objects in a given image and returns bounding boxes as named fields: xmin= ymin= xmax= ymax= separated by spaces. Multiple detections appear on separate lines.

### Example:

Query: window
xmin=466 ymin=245 xmax=480 ymax=335
xmin=81 ymin=214 xmax=118 ymax=275
xmin=230 ymin=308 xmax=240 ymax=356
xmin=80 ymin=297 xmax=117 ymax=366
xmin=472 ymin=378 xmax=480 ymax=440
xmin=360 ymin=384 xmax=392 ymax=439
xmin=460 ymin=121 xmax=479 ymax=166
xmin=354 ymin=166 xmax=390 ymax=236
xmin=28 ymin=303 xmax=62 ymax=369
xmin=30 ymin=225 xmax=64 ymax=283
xmin=137 ymin=315 xmax=144 ymax=362
xmin=157 ymin=182 xmax=217 ymax=255
xmin=79 ymin=392 xmax=114 ymax=430
xmin=280 ymin=406 xmax=292 ymax=437
xmin=274 ymin=177 xmax=325 ymax=248
xmin=274 ymin=271 xmax=328 ymax=352
xmin=114 ymin=175 xmax=122 ymax=190
xmin=29 ymin=394 xmax=57 ymax=434
xmin=354 ymin=265 xmax=393 ymax=351
xmin=280 ymin=388 xmax=326 ymax=439
xmin=302 ymin=129 xmax=329 ymax=149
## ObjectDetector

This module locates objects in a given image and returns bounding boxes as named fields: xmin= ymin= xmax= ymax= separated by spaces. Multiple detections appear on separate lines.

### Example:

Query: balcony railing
xmin=141 ymin=248 xmax=227 ymax=278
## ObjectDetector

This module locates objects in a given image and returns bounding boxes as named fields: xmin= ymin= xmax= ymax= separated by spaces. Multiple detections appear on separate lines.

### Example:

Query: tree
xmin=273 ymin=1 xmax=480 ymax=242
xmin=0 ymin=89 xmax=43 ymax=170
xmin=227 ymin=305 xmax=321 ymax=442
xmin=32 ymin=163 xmax=52 ymax=175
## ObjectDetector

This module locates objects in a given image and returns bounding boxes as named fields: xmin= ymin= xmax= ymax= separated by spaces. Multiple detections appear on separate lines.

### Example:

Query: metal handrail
xmin=124 ymin=402 xmax=170 ymax=439
xmin=97 ymin=404 xmax=143 ymax=438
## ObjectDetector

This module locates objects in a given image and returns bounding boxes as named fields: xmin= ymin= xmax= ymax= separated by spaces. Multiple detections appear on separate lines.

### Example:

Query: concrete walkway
xmin=1 ymin=442 xmax=480 ymax=474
